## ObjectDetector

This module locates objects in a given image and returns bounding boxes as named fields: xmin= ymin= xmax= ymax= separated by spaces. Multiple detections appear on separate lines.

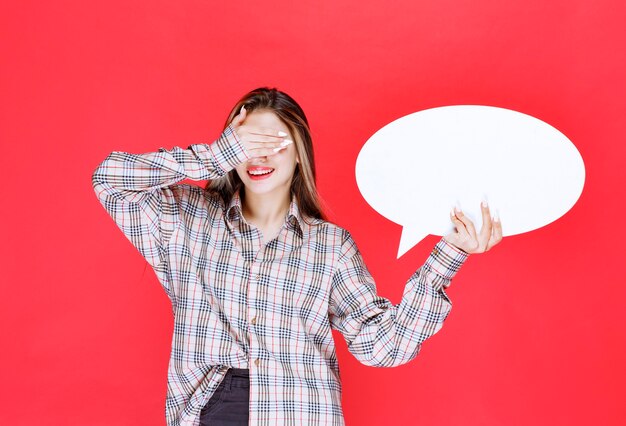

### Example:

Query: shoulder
xmin=306 ymin=218 xmax=346 ymax=238
xmin=305 ymin=219 xmax=356 ymax=258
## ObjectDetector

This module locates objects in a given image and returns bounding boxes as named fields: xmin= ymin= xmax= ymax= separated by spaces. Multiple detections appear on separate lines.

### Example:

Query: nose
xmin=248 ymin=156 xmax=267 ymax=165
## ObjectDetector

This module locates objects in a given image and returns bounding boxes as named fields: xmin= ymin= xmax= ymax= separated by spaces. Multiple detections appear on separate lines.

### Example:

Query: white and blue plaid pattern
xmin=92 ymin=126 xmax=468 ymax=425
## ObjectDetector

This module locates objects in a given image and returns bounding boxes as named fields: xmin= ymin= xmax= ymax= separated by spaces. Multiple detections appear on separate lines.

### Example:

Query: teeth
xmin=248 ymin=169 xmax=274 ymax=176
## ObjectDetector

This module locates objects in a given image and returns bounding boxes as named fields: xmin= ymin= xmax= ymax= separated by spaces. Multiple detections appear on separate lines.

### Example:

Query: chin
xmin=241 ymin=178 xmax=292 ymax=196
xmin=244 ymin=186 xmax=273 ymax=196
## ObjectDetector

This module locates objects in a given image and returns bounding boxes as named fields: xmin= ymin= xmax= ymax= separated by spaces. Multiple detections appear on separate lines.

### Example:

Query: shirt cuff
xmin=423 ymin=238 xmax=469 ymax=290
xmin=202 ymin=125 xmax=251 ymax=175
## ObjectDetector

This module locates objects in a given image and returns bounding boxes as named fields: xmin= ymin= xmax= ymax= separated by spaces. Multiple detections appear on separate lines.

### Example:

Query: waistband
xmin=222 ymin=368 xmax=249 ymax=390
xmin=226 ymin=368 xmax=249 ymax=378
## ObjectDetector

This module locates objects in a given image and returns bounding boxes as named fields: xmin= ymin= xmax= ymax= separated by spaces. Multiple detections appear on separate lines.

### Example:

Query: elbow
xmin=91 ymin=156 xmax=109 ymax=189
xmin=91 ymin=152 xmax=119 ymax=186
xmin=91 ymin=165 xmax=109 ymax=200
xmin=91 ymin=166 xmax=101 ymax=189
xmin=91 ymin=153 xmax=121 ymax=199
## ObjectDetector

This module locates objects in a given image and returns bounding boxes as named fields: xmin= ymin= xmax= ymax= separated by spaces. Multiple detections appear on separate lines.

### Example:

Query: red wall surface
xmin=2 ymin=1 xmax=625 ymax=425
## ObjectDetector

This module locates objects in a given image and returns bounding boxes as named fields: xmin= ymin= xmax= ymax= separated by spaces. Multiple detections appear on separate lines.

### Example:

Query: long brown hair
xmin=206 ymin=87 xmax=326 ymax=222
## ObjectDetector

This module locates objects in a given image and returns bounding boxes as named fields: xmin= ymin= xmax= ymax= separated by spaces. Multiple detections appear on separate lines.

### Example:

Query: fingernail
xmin=494 ymin=211 xmax=500 ymax=222
xmin=280 ymin=139 xmax=293 ymax=147
xmin=482 ymin=200 xmax=489 ymax=208
xmin=273 ymin=147 xmax=286 ymax=153
xmin=278 ymin=131 xmax=288 ymax=137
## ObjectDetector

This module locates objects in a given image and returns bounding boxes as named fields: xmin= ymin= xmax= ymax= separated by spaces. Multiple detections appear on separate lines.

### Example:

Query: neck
xmin=241 ymin=189 xmax=291 ymax=227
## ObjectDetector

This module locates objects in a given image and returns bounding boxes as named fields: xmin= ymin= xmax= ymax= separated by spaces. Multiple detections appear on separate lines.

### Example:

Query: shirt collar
xmin=226 ymin=190 xmax=306 ymax=237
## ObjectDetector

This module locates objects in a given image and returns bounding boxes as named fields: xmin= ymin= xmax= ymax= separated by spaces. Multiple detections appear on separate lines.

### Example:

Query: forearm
xmin=350 ymin=266 xmax=454 ymax=367
xmin=333 ymin=238 xmax=468 ymax=368
xmin=90 ymin=125 xmax=248 ymax=270
xmin=91 ymin=125 xmax=248 ymax=201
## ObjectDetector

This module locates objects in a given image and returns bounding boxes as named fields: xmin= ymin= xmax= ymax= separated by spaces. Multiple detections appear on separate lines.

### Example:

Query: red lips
xmin=247 ymin=166 xmax=275 ymax=180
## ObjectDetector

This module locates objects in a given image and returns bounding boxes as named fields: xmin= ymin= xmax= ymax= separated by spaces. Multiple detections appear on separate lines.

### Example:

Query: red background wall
xmin=2 ymin=1 xmax=625 ymax=425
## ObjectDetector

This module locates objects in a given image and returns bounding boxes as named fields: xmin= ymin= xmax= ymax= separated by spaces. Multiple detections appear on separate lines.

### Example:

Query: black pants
xmin=200 ymin=368 xmax=250 ymax=426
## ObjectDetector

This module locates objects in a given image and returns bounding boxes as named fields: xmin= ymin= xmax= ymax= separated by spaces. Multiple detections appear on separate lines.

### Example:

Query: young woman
xmin=92 ymin=87 xmax=502 ymax=426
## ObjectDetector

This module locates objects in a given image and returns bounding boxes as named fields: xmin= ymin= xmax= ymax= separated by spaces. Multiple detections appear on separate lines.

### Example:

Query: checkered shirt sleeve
xmin=329 ymin=230 xmax=468 ymax=367
xmin=91 ymin=124 xmax=248 ymax=276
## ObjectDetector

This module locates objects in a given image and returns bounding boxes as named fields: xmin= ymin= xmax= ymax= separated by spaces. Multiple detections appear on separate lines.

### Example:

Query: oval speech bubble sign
xmin=355 ymin=105 xmax=585 ymax=258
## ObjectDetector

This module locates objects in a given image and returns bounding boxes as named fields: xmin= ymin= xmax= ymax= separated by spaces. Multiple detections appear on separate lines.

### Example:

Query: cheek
xmin=235 ymin=165 xmax=247 ymax=180
xmin=287 ymin=147 xmax=299 ymax=165
xmin=280 ymin=152 xmax=298 ymax=176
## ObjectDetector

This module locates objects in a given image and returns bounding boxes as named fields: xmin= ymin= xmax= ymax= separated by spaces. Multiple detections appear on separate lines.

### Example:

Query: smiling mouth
xmin=247 ymin=167 xmax=275 ymax=180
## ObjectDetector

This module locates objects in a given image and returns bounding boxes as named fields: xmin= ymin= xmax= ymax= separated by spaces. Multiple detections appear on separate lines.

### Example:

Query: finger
xmin=247 ymin=127 xmax=289 ymax=138
xmin=450 ymin=210 xmax=470 ymax=239
xmin=479 ymin=201 xmax=493 ymax=243
xmin=454 ymin=207 xmax=478 ymax=240
xmin=486 ymin=215 xmax=503 ymax=251
xmin=247 ymin=144 xmax=292 ymax=158
xmin=246 ymin=135 xmax=292 ymax=144
xmin=231 ymin=105 xmax=247 ymax=127
xmin=246 ymin=139 xmax=293 ymax=153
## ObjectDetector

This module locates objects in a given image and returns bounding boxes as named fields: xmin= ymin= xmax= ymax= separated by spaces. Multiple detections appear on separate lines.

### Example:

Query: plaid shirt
xmin=92 ymin=125 xmax=468 ymax=426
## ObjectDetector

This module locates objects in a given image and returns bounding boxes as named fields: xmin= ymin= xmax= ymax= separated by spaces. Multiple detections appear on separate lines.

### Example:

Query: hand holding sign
xmin=355 ymin=105 xmax=585 ymax=258
xmin=444 ymin=203 xmax=503 ymax=254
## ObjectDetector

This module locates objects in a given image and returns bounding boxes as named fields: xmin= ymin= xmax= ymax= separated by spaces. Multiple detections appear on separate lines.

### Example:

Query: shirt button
xmin=250 ymin=317 xmax=257 ymax=325
xmin=255 ymin=274 xmax=260 ymax=280
xmin=254 ymin=358 xmax=260 ymax=367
